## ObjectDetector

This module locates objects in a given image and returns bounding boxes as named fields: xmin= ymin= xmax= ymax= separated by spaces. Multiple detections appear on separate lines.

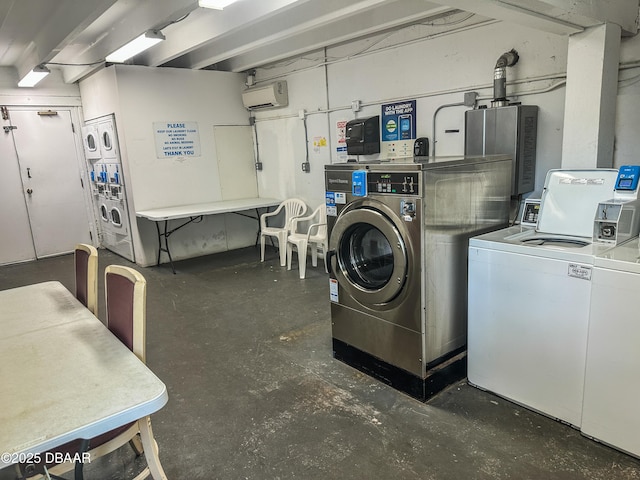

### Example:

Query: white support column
xmin=561 ymin=23 xmax=621 ymax=169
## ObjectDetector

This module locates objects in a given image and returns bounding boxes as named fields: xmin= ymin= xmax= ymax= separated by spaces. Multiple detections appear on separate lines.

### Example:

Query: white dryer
xmin=98 ymin=118 xmax=118 ymax=160
xmin=84 ymin=114 xmax=134 ymax=262
xmin=467 ymin=168 xmax=619 ymax=427
xmin=81 ymin=124 xmax=101 ymax=160
xmin=581 ymin=237 xmax=640 ymax=458
xmin=100 ymin=197 xmax=134 ymax=261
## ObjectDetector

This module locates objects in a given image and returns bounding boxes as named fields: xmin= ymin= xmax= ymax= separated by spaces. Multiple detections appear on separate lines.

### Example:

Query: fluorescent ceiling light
xmin=18 ymin=65 xmax=50 ymax=88
xmin=105 ymin=30 xmax=165 ymax=63
xmin=199 ymin=0 xmax=240 ymax=9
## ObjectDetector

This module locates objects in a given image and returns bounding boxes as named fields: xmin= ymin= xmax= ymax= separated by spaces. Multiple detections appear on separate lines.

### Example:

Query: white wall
xmin=615 ymin=33 xmax=640 ymax=167
xmin=253 ymin=20 xmax=573 ymax=206
xmin=252 ymin=18 xmax=640 ymax=211
xmin=254 ymin=66 xmax=330 ymax=208
xmin=80 ymin=65 xmax=258 ymax=267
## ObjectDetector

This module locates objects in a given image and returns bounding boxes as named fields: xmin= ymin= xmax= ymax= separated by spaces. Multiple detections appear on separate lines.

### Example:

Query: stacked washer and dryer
xmin=468 ymin=167 xmax=640 ymax=450
xmin=81 ymin=115 xmax=135 ymax=262
xmin=325 ymin=155 xmax=512 ymax=400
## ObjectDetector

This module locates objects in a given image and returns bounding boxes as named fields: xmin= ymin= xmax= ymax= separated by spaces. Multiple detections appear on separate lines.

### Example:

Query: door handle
xmin=26 ymin=188 xmax=33 ymax=195
xmin=327 ymin=250 xmax=336 ymax=276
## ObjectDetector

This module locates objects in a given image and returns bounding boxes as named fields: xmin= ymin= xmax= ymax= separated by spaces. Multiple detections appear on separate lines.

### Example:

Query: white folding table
xmin=136 ymin=197 xmax=280 ymax=273
xmin=0 ymin=281 xmax=168 ymax=477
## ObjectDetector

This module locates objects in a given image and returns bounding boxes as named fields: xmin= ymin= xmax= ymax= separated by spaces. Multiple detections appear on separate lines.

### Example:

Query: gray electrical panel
xmin=465 ymin=105 xmax=538 ymax=196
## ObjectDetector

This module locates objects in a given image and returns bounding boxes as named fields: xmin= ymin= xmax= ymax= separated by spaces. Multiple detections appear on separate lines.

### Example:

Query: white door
xmin=0 ymin=122 xmax=36 ymax=264
xmin=8 ymin=108 xmax=91 ymax=259
xmin=214 ymin=125 xmax=258 ymax=200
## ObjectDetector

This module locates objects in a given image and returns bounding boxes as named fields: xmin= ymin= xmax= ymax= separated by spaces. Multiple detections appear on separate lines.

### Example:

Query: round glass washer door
xmin=331 ymin=207 xmax=407 ymax=305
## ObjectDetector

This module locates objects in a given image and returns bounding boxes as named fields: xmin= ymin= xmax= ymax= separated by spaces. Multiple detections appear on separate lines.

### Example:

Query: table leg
xmin=155 ymin=220 xmax=176 ymax=274
xmin=155 ymin=221 xmax=163 ymax=266
xmin=233 ymin=208 xmax=274 ymax=247
xmin=154 ymin=216 xmax=203 ymax=274
xmin=255 ymin=208 xmax=261 ymax=246
xmin=73 ymin=438 xmax=89 ymax=480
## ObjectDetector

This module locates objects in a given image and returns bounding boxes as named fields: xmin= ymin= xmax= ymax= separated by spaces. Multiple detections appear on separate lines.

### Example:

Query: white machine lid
xmin=537 ymin=169 xmax=618 ymax=237
xmin=595 ymin=237 xmax=640 ymax=273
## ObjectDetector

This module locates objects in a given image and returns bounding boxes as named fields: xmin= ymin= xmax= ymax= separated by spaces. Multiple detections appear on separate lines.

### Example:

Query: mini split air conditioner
xmin=241 ymin=81 xmax=288 ymax=110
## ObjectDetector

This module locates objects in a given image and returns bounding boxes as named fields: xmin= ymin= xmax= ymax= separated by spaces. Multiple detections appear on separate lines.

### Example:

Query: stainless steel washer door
xmin=331 ymin=206 xmax=407 ymax=305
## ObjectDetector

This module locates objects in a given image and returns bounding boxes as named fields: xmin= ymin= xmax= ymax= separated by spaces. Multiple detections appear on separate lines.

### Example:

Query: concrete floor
xmin=1 ymin=246 xmax=639 ymax=480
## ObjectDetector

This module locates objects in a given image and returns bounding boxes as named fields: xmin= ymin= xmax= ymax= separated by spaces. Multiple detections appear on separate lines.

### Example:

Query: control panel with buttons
xmin=367 ymin=172 xmax=420 ymax=196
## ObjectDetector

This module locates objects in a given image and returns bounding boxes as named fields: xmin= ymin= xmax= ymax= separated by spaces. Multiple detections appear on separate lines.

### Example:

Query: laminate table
xmin=136 ymin=197 xmax=280 ymax=273
xmin=0 ymin=281 xmax=168 ymax=477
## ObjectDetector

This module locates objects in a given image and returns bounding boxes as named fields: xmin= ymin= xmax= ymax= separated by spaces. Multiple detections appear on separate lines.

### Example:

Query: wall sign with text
xmin=382 ymin=100 xmax=416 ymax=141
xmin=154 ymin=122 xmax=201 ymax=159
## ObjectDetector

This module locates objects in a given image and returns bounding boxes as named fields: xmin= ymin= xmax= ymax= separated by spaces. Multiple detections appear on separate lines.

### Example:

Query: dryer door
xmin=81 ymin=125 xmax=101 ymax=160
xmin=98 ymin=120 xmax=118 ymax=159
xmin=100 ymin=204 xmax=110 ymax=223
xmin=331 ymin=206 xmax=407 ymax=305
xmin=110 ymin=206 xmax=123 ymax=227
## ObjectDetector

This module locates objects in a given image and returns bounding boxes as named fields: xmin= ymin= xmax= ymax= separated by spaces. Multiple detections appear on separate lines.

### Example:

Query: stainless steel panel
xmin=421 ymin=158 xmax=511 ymax=362
xmin=331 ymin=302 xmax=423 ymax=377
xmin=465 ymin=106 xmax=538 ymax=195
xmin=465 ymin=109 xmax=485 ymax=156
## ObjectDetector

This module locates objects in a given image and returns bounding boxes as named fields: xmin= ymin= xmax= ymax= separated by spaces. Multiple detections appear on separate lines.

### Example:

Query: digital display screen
xmin=617 ymin=178 xmax=634 ymax=189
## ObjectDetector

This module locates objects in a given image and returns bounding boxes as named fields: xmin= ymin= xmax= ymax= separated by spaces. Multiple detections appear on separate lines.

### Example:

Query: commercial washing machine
xmin=325 ymin=155 xmax=512 ymax=400
xmin=581 ymin=237 xmax=640 ymax=458
xmin=467 ymin=168 xmax=638 ymax=428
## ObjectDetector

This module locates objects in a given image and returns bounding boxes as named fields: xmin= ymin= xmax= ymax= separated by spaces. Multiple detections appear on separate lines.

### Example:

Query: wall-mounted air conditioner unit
xmin=241 ymin=81 xmax=288 ymax=110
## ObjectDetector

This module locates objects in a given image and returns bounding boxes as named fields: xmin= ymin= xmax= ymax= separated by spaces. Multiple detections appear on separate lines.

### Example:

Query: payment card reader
xmin=614 ymin=165 xmax=640 ymax=196
xmin=352 ymin=170 xmax=367 ymax=197
xmin=593 ymin=165 xmax=640 ymax=245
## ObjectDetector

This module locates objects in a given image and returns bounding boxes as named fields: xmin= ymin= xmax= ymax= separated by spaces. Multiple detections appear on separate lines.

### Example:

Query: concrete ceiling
xmin=0 ymin=0 xmax=457 ymax=84
xmin=0 ymin=0 xmax=636 ymax=86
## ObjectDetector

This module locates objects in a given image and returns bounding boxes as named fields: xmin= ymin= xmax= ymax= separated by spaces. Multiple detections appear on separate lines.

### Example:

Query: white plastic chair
xmin=286 ymin=204 xmax=328 ymax=279
xmin=260 ymin=198 xmax=307 ymax=266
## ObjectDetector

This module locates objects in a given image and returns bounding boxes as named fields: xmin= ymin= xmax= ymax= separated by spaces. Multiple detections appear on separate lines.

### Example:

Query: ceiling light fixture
xmin=18 ymin=64 xmax=50 ymax=88
xmin=105 ymin=30 xmax=166 ymax=63
xmin=198 ymin=0 xmax=240 ymax=9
